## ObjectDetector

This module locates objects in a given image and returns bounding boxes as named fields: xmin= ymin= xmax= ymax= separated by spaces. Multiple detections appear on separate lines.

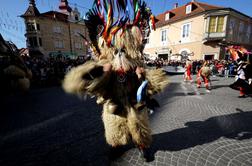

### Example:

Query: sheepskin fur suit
xmin=63 ymin=26 xmax=169 ymax=148
xmin=3 ymin=56 xmax=32 ymax=92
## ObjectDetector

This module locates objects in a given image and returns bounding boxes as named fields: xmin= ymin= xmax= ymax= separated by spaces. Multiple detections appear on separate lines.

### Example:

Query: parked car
xmin=163 ymin=65 xmax=185 ymax=74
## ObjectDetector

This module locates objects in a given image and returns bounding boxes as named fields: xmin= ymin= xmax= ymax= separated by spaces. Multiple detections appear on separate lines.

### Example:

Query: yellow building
xmin=21 ymin=0 xmax=88 ymax=59
xmin=144 ymin=0 xmax=252 ymax=61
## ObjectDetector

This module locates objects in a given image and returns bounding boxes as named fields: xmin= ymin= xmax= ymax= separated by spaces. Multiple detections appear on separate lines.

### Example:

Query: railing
xmin=204 ymin=32 xmax=226 ymax=39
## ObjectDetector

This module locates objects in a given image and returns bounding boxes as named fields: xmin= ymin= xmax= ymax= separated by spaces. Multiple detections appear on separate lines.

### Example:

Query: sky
xmin=1 ymin=0 xmax=252 ymax=48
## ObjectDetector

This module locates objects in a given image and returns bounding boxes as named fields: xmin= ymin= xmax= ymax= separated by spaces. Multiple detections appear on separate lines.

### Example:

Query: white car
xmin=162 ymin=65 xmax=185 ymax=74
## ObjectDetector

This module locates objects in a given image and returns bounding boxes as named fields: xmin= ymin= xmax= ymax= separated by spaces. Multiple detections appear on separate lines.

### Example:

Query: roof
xmin=40 ymin=11 xmax=69 ymax=22
xmin=21 ymin=5 xmax=40 ymax=17
xmin=156 ymin=1 xmax=222 ymax=28
xmin=19 ymin=48 xmax=29 ymax=56
xmin=21 ymin=3 xmax=69 ymax=22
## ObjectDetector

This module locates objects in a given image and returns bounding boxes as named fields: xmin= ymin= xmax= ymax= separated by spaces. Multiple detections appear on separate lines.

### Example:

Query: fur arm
xmin=62 ymin=60 xmax=111 ymax=96
xmin=4 ymin=65 xmax=27 ymax=78
xmin=145 ymin=69 xmax=169 ymax=96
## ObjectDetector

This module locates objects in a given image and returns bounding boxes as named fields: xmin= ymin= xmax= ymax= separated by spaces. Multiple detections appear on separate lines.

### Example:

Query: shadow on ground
xmin=211 ymin=84 xmax=230 ymax=90
xmin=145 ymin=109 xmax=252 ymax=161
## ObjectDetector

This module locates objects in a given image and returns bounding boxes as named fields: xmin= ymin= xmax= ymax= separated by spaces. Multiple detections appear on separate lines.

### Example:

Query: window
xmin=54 ymin=40 xmax=64 ymax=48
xmin=239 ymin=21 xmax=244 ymax=39
xmin=239 ymin=22 xmax=244 ymax=32
xmin=182 ymin=23 xmax=190 ymax=39
xmin=26 ymin=22 xmax=36 ymax=31
xmin=165 ymin=13 xmax=170 ymax=21
xmin=209 ymin=17 xmax=216 ymax=33
xmin=216 ymin=16 xmax=224 ymax=32
xmin=28 ymin=37 xmax=38 ymax=47
xmin=228 ymin=18 xmax=236 ymax=40
xmin=250 ymin=25 xmax=252 ymax=42
xmin=75 ymin=15 xmax=79 ymax=21
xmin=74 ymin=29 xmax=81 ymax=36
xmin=53 ymin=26 xmax=62 ymax=33
xmin=186 ymin=5 xmax=192 ymax=14
xmin=74 ymin=42 xmax=82 ymax=49
xmin=247 ymin=25 xmax=252 ymax=42
xmin=39 ymin=38 xmax=42 ymax=46
xmin=208 ymin=16 xmax=225 ymax=33
xmin=161 ymin=29 xmax=167 ymax=42
xmin=36 ymin=23 xmax=40 ymax=31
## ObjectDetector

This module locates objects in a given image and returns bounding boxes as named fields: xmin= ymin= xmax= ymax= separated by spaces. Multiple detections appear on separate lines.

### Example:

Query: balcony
xmin=25 ymin=29 xmax=41 ymax=37
xmin=204 ymin=32 xmax=226 ymax=40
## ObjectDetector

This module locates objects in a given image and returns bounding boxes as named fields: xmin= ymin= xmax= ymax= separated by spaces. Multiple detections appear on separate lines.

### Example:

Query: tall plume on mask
xmin=83 ymin=0 xmax=157 ymax=58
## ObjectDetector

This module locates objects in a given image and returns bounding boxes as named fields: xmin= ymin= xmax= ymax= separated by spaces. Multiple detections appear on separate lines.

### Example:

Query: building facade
xmin=21 ymin=0 xmax=88 ymax=59
xmin=144 ymin=0 xmax=252 ymax=61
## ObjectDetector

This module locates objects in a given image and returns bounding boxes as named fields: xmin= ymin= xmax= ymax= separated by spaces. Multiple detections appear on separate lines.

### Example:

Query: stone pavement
xmin=112 ymin=75 xmax=252 ymax=166
xmin=0 ymin=75 xmax=252 ymax=166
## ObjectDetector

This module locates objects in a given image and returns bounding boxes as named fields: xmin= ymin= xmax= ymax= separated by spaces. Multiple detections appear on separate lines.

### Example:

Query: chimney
xmin=191 ymin=0 xmax=195 ymax=2
xmin=174 ymin=3 xmax=178 ymax=9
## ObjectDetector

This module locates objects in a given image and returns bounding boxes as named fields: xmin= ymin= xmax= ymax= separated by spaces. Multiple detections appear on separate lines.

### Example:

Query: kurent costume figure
xmin=227 ymin=46 xmax=252 ymax=97
xmin=62 ymin=0 xmax=168 ymax=160
xmin=0 ymin=34 xmax=32 ymax=95
xmin=196 ymin=61 xmax=212 ymax=91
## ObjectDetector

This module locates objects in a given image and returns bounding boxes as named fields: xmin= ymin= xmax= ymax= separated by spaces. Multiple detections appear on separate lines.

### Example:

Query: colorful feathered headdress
xmin=226 ymin=45 xmax=250 ymax=61
xmin=84 ymin=0 xmax=156 ymax=56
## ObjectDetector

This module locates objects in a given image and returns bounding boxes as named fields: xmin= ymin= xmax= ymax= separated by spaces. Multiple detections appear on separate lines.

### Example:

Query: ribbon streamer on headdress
xmin=85 ymin=0 xmax=157 ymax=54
xmin=226 ymin=46 xmax=249 ymax=61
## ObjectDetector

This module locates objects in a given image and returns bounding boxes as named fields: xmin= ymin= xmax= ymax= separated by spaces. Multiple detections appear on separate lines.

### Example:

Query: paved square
xmin=1 ymin=75 xmax=251 ymax=166
xmin=112 ymin=75 xmax=252 ymax=166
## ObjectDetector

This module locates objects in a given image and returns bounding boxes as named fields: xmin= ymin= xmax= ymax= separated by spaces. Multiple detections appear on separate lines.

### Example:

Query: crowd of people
xmin=146 ymin=58 xmax=239 ymax=77
xmin=3 ymin=49 xmax=250 ymax=99
xmin=19 ymin=55 xmax=246 ymax=90
xmin=20 ymin=55 xmax=87 ymax=88
xmin=145 ymin=50 xmax=252 ymax=98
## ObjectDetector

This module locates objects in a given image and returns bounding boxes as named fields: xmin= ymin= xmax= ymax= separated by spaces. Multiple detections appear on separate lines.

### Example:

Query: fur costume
xmin=0 ymin=34 xmax=32 ymax=93
xmin=63 ymin=0 xmax=168 ymax=153
xmin=4 ymin=65 xmax=32 ymax=92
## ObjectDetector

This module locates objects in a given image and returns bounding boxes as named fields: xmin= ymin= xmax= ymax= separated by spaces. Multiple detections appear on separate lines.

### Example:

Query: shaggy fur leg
xmin=127 ymin=108 xmax=152 ymax=148
xmin=102 ymin=101 xmax=131 ymax=147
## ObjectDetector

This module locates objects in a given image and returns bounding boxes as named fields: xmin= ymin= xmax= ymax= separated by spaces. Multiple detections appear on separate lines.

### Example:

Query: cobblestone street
xmin=113 ymin=75 xmax=252 ymax=166
xmin=1 ymin=75 xmax=252 ymax=166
